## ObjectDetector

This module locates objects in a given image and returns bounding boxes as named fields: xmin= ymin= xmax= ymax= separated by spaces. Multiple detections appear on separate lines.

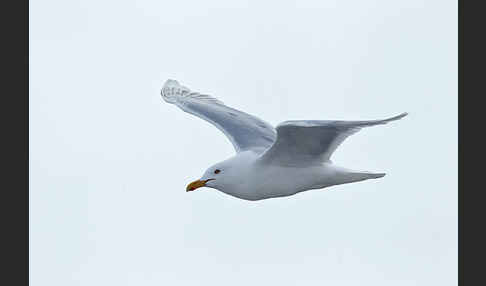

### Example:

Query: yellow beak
xmin=186 ymin=179 xmax=212 ymax=192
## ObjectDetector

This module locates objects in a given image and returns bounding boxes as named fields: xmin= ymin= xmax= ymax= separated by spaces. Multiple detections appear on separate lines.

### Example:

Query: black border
xmin=458 ymin=0 xmax=463 ymax=285
xmin=3 ymin=0 xmax=28 ymax=284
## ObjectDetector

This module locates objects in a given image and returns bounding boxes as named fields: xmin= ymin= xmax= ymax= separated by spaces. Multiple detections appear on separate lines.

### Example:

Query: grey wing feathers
xmin=161 ymin=80 xmax=277 ymax=153
xmin=260 ymin=113 xmax=408 ymax=165
xmin=161 ymin=79 xmax=224 ymax=105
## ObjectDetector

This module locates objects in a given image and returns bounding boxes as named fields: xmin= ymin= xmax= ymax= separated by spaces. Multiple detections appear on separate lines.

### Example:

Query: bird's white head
xmin=186 ymin=162 xmax=231 ymax=192
xmin=185 ymin=153 xmax=254 ymax=193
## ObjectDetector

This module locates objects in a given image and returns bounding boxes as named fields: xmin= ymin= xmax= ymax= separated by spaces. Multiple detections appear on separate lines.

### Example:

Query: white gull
xmin=161 ymin=79 xmax=407 ymax=201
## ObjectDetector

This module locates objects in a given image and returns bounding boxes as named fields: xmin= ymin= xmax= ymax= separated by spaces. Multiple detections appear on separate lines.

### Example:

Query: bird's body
xmin=202 ymin=150 xmax=384 ymax=201
xmin=161 ymin=79 xmax=406 ymax=201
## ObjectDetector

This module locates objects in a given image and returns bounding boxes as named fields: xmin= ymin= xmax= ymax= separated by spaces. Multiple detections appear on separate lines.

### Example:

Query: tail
xmin=346 ymin=171 xmax=386 ymax=182
xmin=332 ymin=165 xmax=387 ymax=185
xmin=363 ymin=172 xmax=386 ymax=179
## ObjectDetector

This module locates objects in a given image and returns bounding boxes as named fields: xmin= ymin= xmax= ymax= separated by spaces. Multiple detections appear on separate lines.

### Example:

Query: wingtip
xmin=387 ymin=112 xmax=408 ymax=121
xmin=160 ymin=80 xmax=224 ymax=105
xmin=163 ymin=79 xmax=181 ymax=88
xmin=161 ymin=79 xmax=188 ymax=103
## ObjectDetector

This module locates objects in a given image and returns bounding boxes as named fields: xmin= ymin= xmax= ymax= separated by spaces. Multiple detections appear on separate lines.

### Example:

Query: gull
xmin=161 ymin=79 xmax=407 ymax=201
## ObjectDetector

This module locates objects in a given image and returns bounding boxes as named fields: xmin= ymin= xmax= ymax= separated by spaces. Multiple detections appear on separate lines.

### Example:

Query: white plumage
xmin=161 ymin=79 xmax=407 ymax=201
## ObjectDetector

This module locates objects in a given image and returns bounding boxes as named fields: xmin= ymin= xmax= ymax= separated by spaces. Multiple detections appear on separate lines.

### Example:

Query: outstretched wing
xmin=161 ymin=79 xmax=276 ymax=153
xmin=259 ymin=113 xmax=408 ymax=166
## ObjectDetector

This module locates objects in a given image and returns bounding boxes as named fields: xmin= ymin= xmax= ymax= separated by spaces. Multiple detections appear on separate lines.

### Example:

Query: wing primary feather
xmin=160 ymin=79 xmax=276 ymax=153
xmin=261 ymin=112 xmax=408 ymax=165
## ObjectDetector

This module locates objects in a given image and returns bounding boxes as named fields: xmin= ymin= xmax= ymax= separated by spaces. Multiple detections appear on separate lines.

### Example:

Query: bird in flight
xmin=161 ymin=79 xmax=407 ymax=201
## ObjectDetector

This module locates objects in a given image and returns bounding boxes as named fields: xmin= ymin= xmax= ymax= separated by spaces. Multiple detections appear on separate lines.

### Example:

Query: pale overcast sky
xmin=30 ymin=0 xmax=457 ymax=285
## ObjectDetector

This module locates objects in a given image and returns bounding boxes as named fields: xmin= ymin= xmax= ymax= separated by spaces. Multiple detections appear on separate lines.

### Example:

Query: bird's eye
xmin=214 ymin=169 xmax=221 ymax=174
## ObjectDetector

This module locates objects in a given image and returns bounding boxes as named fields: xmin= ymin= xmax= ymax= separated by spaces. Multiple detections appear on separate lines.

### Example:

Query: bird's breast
xmin=222 ymin=164 xmax=327 ymax=200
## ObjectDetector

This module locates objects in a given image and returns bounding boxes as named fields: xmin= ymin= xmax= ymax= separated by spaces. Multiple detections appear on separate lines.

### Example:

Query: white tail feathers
xmin=367 ymin=172 xmax=386 ymax=179
xmin=336 ymin=170 xmax=386 ymax=185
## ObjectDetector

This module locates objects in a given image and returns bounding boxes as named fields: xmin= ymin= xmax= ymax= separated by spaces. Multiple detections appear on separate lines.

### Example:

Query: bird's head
xmin=185 ymin=155 xmax=249 ymax=193
xmin=186 ymin=161 xmax=230 ymax=192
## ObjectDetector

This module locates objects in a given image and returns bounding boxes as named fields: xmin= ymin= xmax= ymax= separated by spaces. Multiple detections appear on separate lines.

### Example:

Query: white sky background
xmin=30 ymin=0 xmax=457 ymax=285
